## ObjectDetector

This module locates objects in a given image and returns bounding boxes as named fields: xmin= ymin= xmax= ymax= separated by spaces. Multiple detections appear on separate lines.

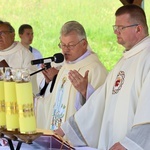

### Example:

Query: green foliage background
xmin=0 ymin=0 xmax=149 ymax=71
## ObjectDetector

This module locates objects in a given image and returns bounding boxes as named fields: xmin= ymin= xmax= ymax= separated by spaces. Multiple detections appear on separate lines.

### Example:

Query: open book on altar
xmin=36 ymin=128 xmax=75 ymax=150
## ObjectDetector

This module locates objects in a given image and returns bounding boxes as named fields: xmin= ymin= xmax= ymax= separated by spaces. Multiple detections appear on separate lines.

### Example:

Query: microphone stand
xmin=30 ymin=63 xmax=51 ymax=76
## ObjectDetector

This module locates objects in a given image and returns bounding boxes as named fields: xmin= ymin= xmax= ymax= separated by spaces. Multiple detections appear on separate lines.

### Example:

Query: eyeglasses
xmin=0 ymin=31 xmax=11 ymax=36
xmin=58 ymin=39 xmax=84 ymax=50
xmin=113 ymin=24 xmax=139 ymax=32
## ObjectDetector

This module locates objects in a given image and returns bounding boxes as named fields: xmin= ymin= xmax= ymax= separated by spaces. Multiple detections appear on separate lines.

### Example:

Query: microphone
xmin=31 ymin=53 xmax=64 ymax=65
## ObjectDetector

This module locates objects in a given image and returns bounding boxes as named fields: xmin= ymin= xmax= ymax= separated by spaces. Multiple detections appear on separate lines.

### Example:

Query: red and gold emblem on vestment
xmin=112 ymin=71 xmax=125 ymax=94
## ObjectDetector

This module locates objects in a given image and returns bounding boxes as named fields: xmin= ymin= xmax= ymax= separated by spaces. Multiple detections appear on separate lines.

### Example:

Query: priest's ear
xmin=135 ymin=25 xmax=142 ymax=33
xmin=82 ymin=39 xmax=88 ymax=48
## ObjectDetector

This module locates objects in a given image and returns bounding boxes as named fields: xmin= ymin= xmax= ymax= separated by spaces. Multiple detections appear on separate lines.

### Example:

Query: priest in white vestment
xmin=55 ymin=5 xmax=150 ymax=150
xmin=35 ymin=21 xmax=108 ymax=129
xmin=0 ymin=21 xmax=38 ymax=96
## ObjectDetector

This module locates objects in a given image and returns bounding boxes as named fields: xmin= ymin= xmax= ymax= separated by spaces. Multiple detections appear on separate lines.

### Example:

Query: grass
xmin=0 ymin=0 xmax=149 ymax=71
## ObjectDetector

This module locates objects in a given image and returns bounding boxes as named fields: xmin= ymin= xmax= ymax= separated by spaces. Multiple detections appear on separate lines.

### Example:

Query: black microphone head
xmin=53 ymin=53 xmax=64 ymax=63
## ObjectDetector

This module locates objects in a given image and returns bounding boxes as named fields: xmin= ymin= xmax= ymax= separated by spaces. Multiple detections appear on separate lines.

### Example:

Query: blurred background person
xmin=18 ymin=24 xmax=46 ymax=91
xmin=18 ymin=24 xmax=43 ymax=69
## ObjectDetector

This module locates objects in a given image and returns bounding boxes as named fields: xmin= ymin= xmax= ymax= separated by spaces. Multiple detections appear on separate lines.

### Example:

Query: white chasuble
xmin=46 ymin=52 xmax=107 ymax=130
xmin=62 ymin=36 xmax=150 ymax=149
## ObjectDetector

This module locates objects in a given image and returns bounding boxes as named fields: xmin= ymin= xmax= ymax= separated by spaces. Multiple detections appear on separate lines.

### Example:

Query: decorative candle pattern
xmin=0 ymin=67 xmax=5 ymax=128
xmin=4 ymin=81 xmax=19 ymax=130
xmin=4 ymin=67 xmax=19 ymax=131
xmin=16 ymin=82 xmax=36 ymax=134
xmin=0 ymin=75 xmax=6 ymax=127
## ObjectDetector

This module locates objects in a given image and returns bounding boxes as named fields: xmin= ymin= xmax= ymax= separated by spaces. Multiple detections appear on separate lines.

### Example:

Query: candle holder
xmin=4 ymin=67 xmax=19 ymax=131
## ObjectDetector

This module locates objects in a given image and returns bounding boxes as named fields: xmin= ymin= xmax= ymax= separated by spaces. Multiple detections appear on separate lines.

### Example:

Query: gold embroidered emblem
xmin=112 ymin=71 xmax=125 ymax=94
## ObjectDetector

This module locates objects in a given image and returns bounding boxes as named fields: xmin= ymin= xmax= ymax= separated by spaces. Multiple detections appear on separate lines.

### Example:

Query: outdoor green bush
xmin=0 ymin=0 xmax=149 ymax=71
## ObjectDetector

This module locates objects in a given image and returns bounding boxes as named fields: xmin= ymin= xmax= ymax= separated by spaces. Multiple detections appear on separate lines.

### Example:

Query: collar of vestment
xmin=123 ymin=36 xmax=150 ymax=59
xmin=0 ymin=42 xmax=17 ymax=52
xmin=63 ymin=52 xmax=99 ymax=70
xmin=0 ymin=42 xmax=21 ymax=55
xmin=67 ymin=49 xmax=92 ymax=64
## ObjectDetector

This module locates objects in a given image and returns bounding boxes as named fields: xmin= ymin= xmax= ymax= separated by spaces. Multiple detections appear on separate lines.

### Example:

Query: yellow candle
xmin=4 ymin=81 xmax=19 ymax=130
xmin=15 ymin=82 xmax=36 ymax=133
xmin=0 ymin=80 xmax=6 ymax=127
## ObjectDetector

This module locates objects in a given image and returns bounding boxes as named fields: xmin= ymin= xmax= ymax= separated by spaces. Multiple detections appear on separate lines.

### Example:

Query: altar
xmin=0 ymin=129 xmax=98 ymax=150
